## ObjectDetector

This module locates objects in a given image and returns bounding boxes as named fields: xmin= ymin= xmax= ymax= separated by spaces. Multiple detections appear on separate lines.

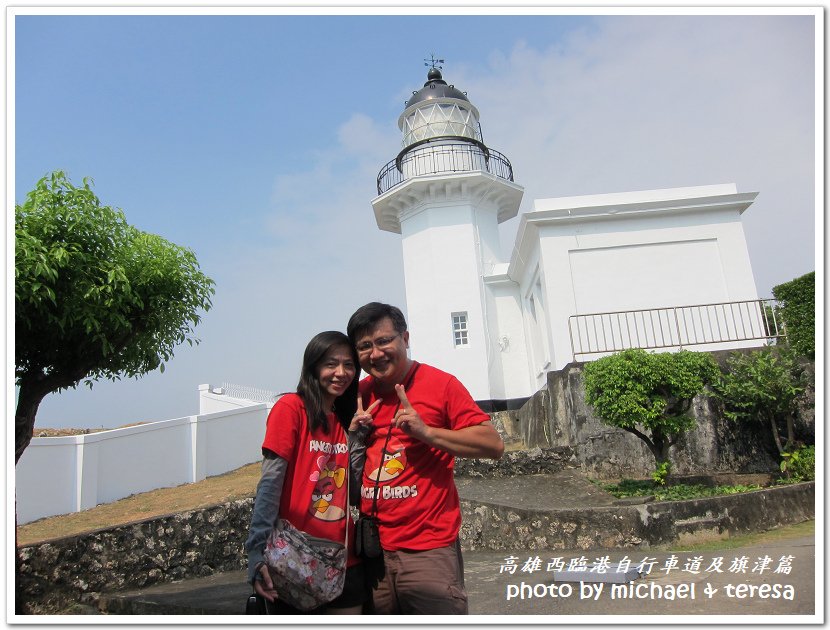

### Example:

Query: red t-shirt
xmin=358 ymin=363 xmax=490 ymax=551
xmin=261 ymin=393 xmax=358 ymax=565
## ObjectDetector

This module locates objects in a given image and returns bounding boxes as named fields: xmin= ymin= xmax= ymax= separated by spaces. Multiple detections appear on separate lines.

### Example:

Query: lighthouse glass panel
xmin=402 ymin=103 xmax=480 ymax=147
xmin=452 ymin=312 xmax=469 ymax=347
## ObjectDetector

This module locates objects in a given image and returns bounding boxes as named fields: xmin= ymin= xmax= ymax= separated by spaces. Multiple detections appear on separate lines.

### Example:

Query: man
xmin=347 ymin=302 xmax=504 ymax=614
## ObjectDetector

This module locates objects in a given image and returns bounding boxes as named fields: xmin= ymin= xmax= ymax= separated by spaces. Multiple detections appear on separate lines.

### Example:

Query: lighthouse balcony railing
xmin=377 ymin=140 xmax=514 ymax=195
xmin=568 ymin=298 xmax=785 ymax=362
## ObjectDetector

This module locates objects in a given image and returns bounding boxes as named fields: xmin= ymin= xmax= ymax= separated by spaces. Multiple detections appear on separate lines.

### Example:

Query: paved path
xmin=98 ymin=533 xmax=816 ymax=618
xmin=463 ymin=535 xmax=815 ymax=617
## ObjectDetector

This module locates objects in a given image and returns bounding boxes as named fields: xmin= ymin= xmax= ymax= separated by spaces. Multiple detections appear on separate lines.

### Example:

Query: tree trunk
xmin=15 ymin=383 xmax=51 ymax=614
xmin=622 ymin=426 xmax=672 ymax=476
xmin=15 ymin=384 xmax=47 ymax=465
xmin=768 ymin=412 xmax=785 ymax=456
xmin=649 ymin=431 xmax=673 ymax=466
xmin=785 ymin=413 xmax=796 ymax=451
xmin=15 ymin=370 xmax=81 ymax=464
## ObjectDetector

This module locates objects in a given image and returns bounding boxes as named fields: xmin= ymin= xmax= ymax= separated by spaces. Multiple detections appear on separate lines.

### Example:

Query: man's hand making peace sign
xmin=391 ymin=383 xmax=504 ymax=459
xmin=393 ymin=384 xmax=430 ymax=442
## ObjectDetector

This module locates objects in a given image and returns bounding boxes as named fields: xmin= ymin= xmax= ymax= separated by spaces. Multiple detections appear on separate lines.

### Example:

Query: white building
xmin=373 ymin=67 xmax=771 ymax=410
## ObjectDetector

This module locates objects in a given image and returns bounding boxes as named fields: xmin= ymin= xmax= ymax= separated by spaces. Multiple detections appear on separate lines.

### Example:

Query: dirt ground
xmin=16 ymin=460 xmax=262 ymax=546
xmin=31 ymin=423 xmax=147 ymax=438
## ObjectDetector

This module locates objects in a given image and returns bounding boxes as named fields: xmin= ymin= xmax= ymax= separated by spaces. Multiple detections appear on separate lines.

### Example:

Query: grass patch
xmin=597 ymin=478 xmax=764 ymax=502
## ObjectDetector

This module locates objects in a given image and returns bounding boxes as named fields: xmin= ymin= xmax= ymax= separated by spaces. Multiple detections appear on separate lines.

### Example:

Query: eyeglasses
xmin=356 ymin=333 xmax=401 ymax=355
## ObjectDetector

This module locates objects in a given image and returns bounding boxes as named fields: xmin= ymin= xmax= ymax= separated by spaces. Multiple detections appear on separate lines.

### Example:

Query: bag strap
xmin=332 ymin=424 xmax=351 ymax=548
xmin=342 ymin=459 xmax=349 ymax=547
xmin=367 ymin=361 xmax=420 ymax=519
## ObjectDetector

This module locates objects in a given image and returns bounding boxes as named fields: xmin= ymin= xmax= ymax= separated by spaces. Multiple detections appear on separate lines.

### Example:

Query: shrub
xmin=773 ymin=271 xmax=815 ymax=358
xmin=714 ymin=348 xmax=806 ymax=457
xmin=780 ymin=444 xmax=815 ymax=482
xmin=651 ymin=461 xmax=671 ymax=486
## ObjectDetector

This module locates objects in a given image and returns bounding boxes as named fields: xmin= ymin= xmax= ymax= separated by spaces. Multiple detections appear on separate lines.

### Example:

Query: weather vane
xmin=424 ymin=54 xmax=444 ymax=70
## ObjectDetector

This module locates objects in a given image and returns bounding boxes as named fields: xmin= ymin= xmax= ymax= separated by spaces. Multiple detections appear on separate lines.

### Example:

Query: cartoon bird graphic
xmin=308 ymin=455 xmax=346 ymax=521
xmin=366 ymin=439 xmax=407 ymax=482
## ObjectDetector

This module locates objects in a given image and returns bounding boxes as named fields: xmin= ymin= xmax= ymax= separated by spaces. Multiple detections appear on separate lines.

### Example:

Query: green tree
xmin=15 ymin=171 xmax=215 ymax=464
xmin=583 ymin=349 xmax=718 ymax=481
xmin=713 ymin=348 xmax=806 ymax=458
xmin=772 ymin=271 xmax=815 ymax=358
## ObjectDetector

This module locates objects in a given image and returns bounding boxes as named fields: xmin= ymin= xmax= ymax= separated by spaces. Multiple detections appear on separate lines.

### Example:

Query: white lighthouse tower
xmin=372 ymin=64 xmax=524 ymax=406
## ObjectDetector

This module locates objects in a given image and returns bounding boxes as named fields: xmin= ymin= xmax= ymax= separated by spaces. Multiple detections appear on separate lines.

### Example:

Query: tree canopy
xmin=15 ymin=171 xmax=215 ymax=463
xmin=583 ymin=348 xmax=718 ymax=481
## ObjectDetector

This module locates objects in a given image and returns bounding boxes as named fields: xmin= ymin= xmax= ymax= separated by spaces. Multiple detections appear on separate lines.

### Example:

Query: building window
xmin=452 ymin=312 xmax=469 ymax=347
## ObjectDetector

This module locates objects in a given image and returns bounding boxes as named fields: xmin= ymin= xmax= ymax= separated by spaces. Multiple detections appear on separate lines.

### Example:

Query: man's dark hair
xmin=347 ymin=302 xmax=408 ymax=343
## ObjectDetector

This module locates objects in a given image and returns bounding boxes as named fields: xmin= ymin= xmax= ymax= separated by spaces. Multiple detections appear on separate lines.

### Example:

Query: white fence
xmin=15 ymin=385 xmax=271 ymax=524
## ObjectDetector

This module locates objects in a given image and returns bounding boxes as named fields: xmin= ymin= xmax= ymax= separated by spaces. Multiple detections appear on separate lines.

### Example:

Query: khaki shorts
xmin=371 ymin=539 xmax=468 ymax=614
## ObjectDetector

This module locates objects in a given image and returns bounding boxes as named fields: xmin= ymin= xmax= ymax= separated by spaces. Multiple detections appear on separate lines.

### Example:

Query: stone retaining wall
xmin=17 ymin=500 xmax=252 ymax=614
xmin=517 ymin=356 xmax=815 ymax=479
xmin=460 ymin=481 xmax=815 ymax=551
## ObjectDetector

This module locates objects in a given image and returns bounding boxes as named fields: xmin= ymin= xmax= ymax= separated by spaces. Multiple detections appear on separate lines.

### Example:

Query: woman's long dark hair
xmin=296 ymin=331 xmax=359 ymax=434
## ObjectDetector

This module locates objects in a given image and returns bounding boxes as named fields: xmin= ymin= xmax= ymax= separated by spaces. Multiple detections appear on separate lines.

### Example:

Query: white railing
xmin=15 ymin=394 xmax=269 ymax=524
xmin=568 ymin=299 xmax=783 ymax=361
xmin=219 ymin=382 xmax=280 ymax=404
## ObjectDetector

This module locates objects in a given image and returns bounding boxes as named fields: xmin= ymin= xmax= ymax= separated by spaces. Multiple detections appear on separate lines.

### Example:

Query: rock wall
xmin=460 ymin=481 xmax=815 ymax=551
xmin=17 ymin=499 xmax=252 ymax=614
xmin=454 ymin=446 xmax=573 ymax=478
xmin=489 ymin=410 xmax=524 ymax=448
xmin=517 ymin=355 xmax=814 ymax=479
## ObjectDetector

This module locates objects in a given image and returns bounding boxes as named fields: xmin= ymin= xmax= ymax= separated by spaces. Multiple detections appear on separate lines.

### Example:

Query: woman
xmin=245 ymin=331 xmax=376 ymax=614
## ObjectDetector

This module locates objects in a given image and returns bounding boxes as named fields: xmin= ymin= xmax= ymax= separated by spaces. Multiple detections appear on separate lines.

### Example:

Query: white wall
xmin=509 ymin=185 xmax=762 ymax=374
xmin=484 ymin=268 xmax=533 ymax=400
xmin=16 ymin=390 xmax=269 ymax=524
xmin=401 ymin=201 xmax=498 ymax=401
xmin=569 ymin=239 xmax=728 ymax=312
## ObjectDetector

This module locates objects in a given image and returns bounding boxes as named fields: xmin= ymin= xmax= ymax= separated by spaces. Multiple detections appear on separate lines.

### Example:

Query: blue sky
xmin=11 ymin=9 xmax=819 ymax=429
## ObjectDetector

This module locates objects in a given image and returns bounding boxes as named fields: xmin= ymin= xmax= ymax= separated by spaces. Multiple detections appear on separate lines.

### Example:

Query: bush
xmin=651 ymin=461 xmax=671 ymax=486
xmin=780 ymin=444 xmax=815 ymax=482
xmin=773 ymin=271 xmax=815 ymax=358
xmin=714 ymin=348 xmax=806 ymax=457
